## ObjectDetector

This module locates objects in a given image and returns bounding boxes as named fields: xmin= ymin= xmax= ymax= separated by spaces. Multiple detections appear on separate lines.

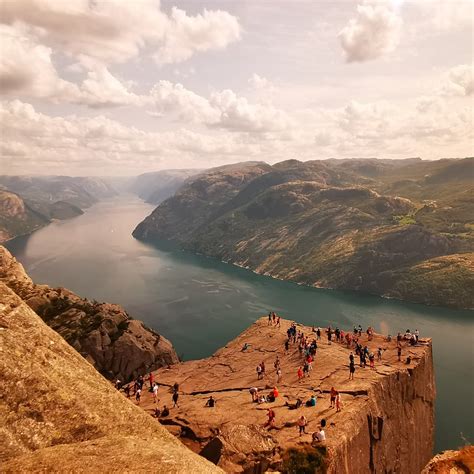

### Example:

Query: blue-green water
xmin=6 ymin=195 xmax=473 ymax=453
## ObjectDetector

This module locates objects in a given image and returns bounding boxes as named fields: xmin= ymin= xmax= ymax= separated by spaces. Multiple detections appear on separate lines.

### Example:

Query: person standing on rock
xmin=152 ymin=382 xmax=159 ymax=403
xmin=148 ymin=372 xmax=154 ymax=389
xmin=135 ymin=387 xmax=141 ymax=404
xmin=330 ymin=387 xmax=337 ymax=407
xmin=297 ymin=366 xmax=303 ymax=382
xmin=257 ymin=364 xmax=263 ymax=380
xmin=260 ymin=361 xmax=266 ymax=378
xmin=172 ymin=390 xmax=179 ymax=407
xmin=349 ymin=352 xmax=354 ymax=365
xmin=268 ymin=312 xmax=272 ymax=325
xmin=298 ymin=415 xmax=308 ymax=436
xmin=276 ymin=367 xmax=282 ymax=383
xmin=316 ymin=327 xmax=321 ymax=340
xmin=349 ymin=361 xmax=355 ymax=380
xmin=397 ymin=345 xmax=402 ymax=361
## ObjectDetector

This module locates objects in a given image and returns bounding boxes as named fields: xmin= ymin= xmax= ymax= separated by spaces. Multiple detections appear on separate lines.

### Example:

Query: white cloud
xmin=0 ymin=0 xmax=241 ymax=66
xmin=439 ymin=64 xmax=474 ymax=97
xmin=148 ymin=80 xmax=293 ymax=133
xmin=339 ymin=2 xmax=402 ymax=62
xmin=155 ymin=7 xmax=241 ymax=64
xmin=0 ymin=24 xmax=80 ymax=100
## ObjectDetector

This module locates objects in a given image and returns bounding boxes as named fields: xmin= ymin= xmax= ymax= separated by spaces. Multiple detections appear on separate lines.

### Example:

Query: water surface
xmin=6 ymin=195 xmax=473 ymax=452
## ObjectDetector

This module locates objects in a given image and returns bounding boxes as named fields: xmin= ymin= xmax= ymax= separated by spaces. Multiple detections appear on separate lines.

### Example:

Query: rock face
xmin=0 ymin=282 xmax=222 ymax=473
xmin=0 ymin=245 xmax=178 ymax=381
xmin=133 ymin=158 xmax=474 ymax=309
xmin=139 ymin=318 xmax=435 ymax=473
xmin=422 ymin=446 xmax=474 ymax=473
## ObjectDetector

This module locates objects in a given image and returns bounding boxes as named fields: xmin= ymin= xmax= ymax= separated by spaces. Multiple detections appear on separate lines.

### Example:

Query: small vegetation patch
xmin=281 ymin=446 xmax=328 ymax=474
xmin=393 ymin=214 xmax=416 ymax=226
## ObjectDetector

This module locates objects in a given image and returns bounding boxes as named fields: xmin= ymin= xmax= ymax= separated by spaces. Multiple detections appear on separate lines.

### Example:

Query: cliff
xmin=140 ymin=317 xmax=435 ymax=473
xmin=0 ymin=245 xmax=178 ymax=381
xmin=422 ymin=446 xmax=474 ymax=473
xmin=0 ymin=282 xmax=222 ymax=473
xmin=133 ymin=158 xmax=474 ymax=309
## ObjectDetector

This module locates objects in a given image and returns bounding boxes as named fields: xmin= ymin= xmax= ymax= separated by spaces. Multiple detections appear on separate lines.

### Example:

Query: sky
xmin=0 ymin=0 xmax=473 ymax=176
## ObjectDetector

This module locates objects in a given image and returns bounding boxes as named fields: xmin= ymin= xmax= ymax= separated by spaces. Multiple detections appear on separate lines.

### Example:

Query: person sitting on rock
xmin=258 ymin=394 xmax=267 ymax=404
xmin=153 ymin=407 xmax=161 ymax=418
xmin=306 ymin=395 xmax=317 ymax=407
xmin=205 ymin=396 xmax=216 ymax=407
xmin=123 ymin=384 xmax=131 ymax=398
xmin=241 ymin=342 xmax=251 ymax=351
xmin=286 ymin=398 xmax=303 ymax=410
xmin=406 ymin=356 xmax=411 ymax=365
xmin=161 ymin=405 xmax=170 ymax=417
xmin=312 ymin=427 xmax=326 ymax=443
xmin=264 ymin=408 xmax=276 ymax=429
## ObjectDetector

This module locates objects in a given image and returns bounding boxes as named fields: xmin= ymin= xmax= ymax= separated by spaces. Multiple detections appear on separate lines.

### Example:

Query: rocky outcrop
xmin=422 ymin=446 xmax=474 ymax=473
xmin=0 ymin=245 xmax=178 ymax=382
xmin=133 ymin=158 xmax=474 ymax=309
xmin=139 ymin=317 xmax=435 ymax=473
xmin=0 ymin=282 xmax=221 ymax=473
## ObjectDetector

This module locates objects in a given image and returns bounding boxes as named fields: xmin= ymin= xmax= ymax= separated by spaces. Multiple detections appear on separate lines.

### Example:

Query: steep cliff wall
xmin=0 ymin=283 xmax=222 ymax=473
xmin=139 ymin=318 xmax=435 ymax=473
xmin=0 ymin=245 xmax=178 ymax=381
xmin=422 ymin=446 xmax=474 ymax=473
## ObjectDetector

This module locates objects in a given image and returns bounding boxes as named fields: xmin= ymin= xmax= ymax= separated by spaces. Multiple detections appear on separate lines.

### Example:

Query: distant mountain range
xmin=133 ymin=157 xmax=474 ymax=309
xmin=0 ymin=175 xmax=117 ymax=242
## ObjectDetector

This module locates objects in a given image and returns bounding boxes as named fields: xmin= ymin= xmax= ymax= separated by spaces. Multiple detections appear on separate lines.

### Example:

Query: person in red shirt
xmin=297 ymin=367 xmax=303 ymax=381
xmin=148 ymin=372 xmax=154 ymax=389
xmin=264 ymin=408 xmax=276 ymax=428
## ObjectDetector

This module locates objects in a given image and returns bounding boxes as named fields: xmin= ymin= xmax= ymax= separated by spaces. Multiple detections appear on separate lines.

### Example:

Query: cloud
xmin=155 ymin=7 xmax=241 ymax=64
xmin=0 ymin=99 xmax=265 ymax=175
xmin=0 ymin=0 xmax=241 ymax=66
xmin=148 ymin=80 xmax=293 ymax=133
xmin=0 ymin=24 xmax=80 ymax=100
xmin=439 ymin=64 xmax=474 ymax=97
xmin=339 ymin=2 xmax=402 ymax=62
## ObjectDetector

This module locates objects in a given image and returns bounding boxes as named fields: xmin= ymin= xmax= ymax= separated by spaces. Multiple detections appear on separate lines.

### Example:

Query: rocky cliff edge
xmin=0 ymin=282 xmax=221 ymax=473
xmin=140 ymin=318 xmax=435 ymax=473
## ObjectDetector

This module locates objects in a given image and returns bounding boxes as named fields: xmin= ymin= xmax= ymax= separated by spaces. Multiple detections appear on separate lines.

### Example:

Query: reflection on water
xmin=6 ymin=194 xmax=473 ymax=452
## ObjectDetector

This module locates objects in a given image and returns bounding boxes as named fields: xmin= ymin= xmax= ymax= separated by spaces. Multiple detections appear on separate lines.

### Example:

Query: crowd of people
xmin=115 ymin=311 xmax=422 ymax=446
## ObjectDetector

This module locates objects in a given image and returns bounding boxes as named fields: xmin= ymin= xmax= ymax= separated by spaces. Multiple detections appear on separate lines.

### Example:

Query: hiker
xmin=135 ymin=388 xmax=141 ymax=404
xmin=303 ymin=362 xmax=309 ymax=378
xmin=297 ymin=366 xmax=304 ymax=381
xmin=241 ymin=343 xmax=251 ymax=351
xmin=327 ymin=327 xmax=332 ymax=345
xmin=172 ymin=390 xmax=179 ymax=407
xmin=349 ymin=361 xmax=355 ymax=380
xmin=153 ymin=407 xmax=161 ymax=418
xmin=258 ymin=394 xmax=267 ymax=404
xmin=274 ymin=356 xmax=280 ymax=371
xmin=397 ymin=345 xmax=402 ymax=361
xmin=349 ymin=352 xmax=354 ymax=365
xmin=250 ymin=387 xmax=259 ymax=402
xmin=260 ymin=361 xmax=266 ymax=378
xmin=298 ymin=415 xmax=308 ymax=436
xmin=276 ymin=367 xmax=282 ymax=383
xmin=173 ymin=382 xmax=179 ymax=393
xmin=161 ymin=405 xmax=170 ymax=417
xmin=123 ymin=384 xmax=131 ymax=398
xmin=268 ymin=312 xmax=272 ymax=325
xmin=114 ymin=379 xmax=121 ymax=390
xmin=406 ymin=356 xmax=411 ymax=365
xmin=284 ymin=339 xmax=290 ymax=352
xmin=316 ymin=327 xmax=321 ymax=340
xmin=264 ymin=408 xmax=276 ymax=428
xmin=205 ymin=396 xmax=216 ymax=407
xmin=336 ymin=392 xmax=342 ymax=412
xmin=330 ymin=387 xmax=337 ymax=407
xmin=377 ymin=347 xmax=383 ymax=362
xmin=256 ymin=364 xmax=263 ymax=380
xmin=369 ymin=352 xmax=375 ymax=369
xmin=152 ymin=383 xmax=159 ymax=403
xmin=148 ymin=372 xmax=154 ymax=389
xmin=415 ymin=329 xmax=419 ymax=342
xmin=277 ymin=317 xmax=281 ymax=327
xmin=306 ymin=394 xmax=317 ymax=407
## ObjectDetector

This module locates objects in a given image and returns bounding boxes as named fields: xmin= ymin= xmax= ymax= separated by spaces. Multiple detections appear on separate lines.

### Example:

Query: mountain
xmin=133 ymin=158 xmax=474 ymax=309
xmin=0 ymin=280 xmax=221 ymax=473
xmin=0 ymin=245 xmax=178 ymax=381
xmin=130 ymin=168 xmax=204 ymax=204
xmin=0 ymin=175 xmax=117 ymax=242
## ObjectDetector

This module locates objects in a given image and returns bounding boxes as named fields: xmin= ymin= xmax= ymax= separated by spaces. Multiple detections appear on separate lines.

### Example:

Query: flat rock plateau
xmin=137 ymin=317 xmax=435 ymax=473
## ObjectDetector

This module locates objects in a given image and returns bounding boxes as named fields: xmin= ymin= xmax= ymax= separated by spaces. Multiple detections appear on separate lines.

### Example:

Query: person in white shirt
xmin=312 ymin=428 xmax=326 ymax=443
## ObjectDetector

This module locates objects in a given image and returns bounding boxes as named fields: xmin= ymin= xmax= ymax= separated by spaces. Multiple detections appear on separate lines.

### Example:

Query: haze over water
xmin=7 ymin=194 xmax=473 ymax=453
